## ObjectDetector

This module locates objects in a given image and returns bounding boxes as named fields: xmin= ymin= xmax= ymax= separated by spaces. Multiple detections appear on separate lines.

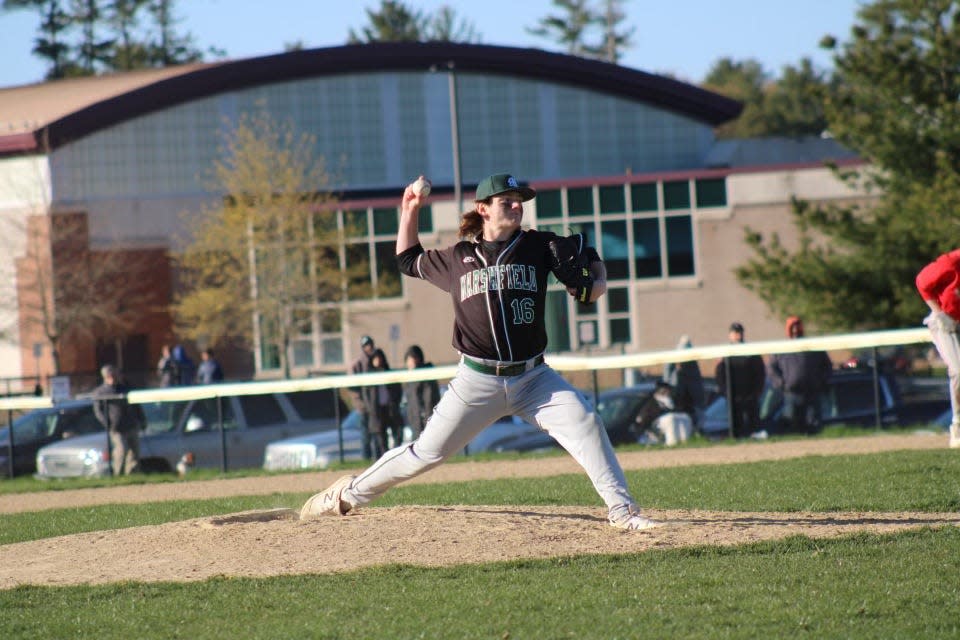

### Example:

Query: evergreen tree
xmin=107 ymin=0 xmax=150 ymax=70
xmin=70 ymin=0 xmax=113 ymax=74
xmin=3 ymin=0 xmax=74 ymax=78
xmin=147 ymin=0 xmax=203 ymax=65
xmin=526 ymin=0 xmax=600 ymax=57
xmin=736 ymin=0 xmax=960 ymax=330
xmin=427 ymin=4 xmax=480 ymax=43
xmin=587 ymin=0 xmax=633 ymax=63
xmin=347 ymin=0 xmax=426 ymax=43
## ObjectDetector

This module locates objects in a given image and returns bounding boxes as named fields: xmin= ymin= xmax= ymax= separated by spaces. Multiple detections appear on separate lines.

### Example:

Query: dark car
xmin=0 ymin=400 xmax=103 ymax=477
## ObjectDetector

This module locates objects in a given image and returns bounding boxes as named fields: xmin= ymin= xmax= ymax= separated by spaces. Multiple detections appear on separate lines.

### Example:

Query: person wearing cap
xmin=92 ymin=364 xmax=145 ymax=475
xmin=767 ymin=316 xmax=832 ymax=435
xmin=301 ymin=172 xmax=662 ymax=531
xmin=715 ymin=322 xmax=767 ymax=438
xmin=349 ymin=335 xmax=383 ymax=460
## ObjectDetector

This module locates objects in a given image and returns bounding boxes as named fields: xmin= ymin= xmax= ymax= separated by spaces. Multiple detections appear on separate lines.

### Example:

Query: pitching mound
xmin=2 ymin=505 xmax=958 ymax=588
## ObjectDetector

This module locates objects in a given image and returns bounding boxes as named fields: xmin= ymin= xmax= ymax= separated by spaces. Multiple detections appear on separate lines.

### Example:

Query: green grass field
xmin=2 ymin=445 xmax=959 ymax=639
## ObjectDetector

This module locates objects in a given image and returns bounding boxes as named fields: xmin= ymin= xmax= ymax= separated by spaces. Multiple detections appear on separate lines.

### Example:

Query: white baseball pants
xmin=928 ymin=322 xmax=960 ymax=429
xmin=343 ymin=362 xmax=636 ymax=510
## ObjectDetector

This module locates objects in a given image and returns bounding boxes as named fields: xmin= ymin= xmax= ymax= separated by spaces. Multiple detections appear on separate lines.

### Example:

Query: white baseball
xmin=412 ymin=176 xmax=431 ymax=197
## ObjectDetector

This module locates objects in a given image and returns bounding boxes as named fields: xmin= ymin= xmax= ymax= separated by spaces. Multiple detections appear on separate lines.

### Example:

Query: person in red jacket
xmin=916 ymin=249 xmax=960 ymax=448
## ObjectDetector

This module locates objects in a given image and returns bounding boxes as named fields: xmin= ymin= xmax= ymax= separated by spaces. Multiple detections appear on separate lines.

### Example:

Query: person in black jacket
xmin=715 ymin=322 xmax=767 ymax=438
xmin=92 ymin=364 xmax=145 ymax=475
xmin=402 ymin=345 xmax=441 ymax=438
xmin=767 ymin=316 xmax=832 ymax=434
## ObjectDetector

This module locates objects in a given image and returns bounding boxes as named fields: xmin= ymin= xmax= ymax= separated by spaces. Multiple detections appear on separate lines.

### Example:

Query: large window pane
xmin=695 ymin=178 xmax=727 ymax=207
xmin=372 ymin=207 xmax=399 ymax=235
xmin=292 ymin=339 xmax=314 ymax=367
xmin=665 ymin=215 xmax=695 ymax=276
xmin=375 ymin=241 xmax=402 ymax=297
xmin=342 ymin=210 xmax=368 ymax=236
xmin=599 ymin=185 xmax=625 ymax=214
xmin=567 ymin=187 xmax=593 ymax=216
xmin=537 ymin=190 xmax=563 ymax=218
xmin=417 ymin=204 xmax=433 ymax=233
xmin=610 ymin=318 xmax=631 ymax=343
xmin=322 ymin=337 xmax=343 ymax=364
xmin=632 ymin=218 xmax=662 ymax=278
xmin=600 ymin=220 xmax=629 ymax=280
xmin=544 ymin=291 xmax=570 ymax=352
xmin=345 ymin=243 xmax=372 ymax=299
xmin=663 ymin=180 xmax=690 ymax=210
xmin=607 ymin=287 xmax=629 ymax=313
xmin=567 ymin=221 xmax=594 ymax=247
xmin=630 ymin=183 xmax=658 ymax=211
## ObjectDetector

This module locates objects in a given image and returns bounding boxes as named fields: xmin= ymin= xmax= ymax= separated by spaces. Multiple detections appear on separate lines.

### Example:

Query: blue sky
xmin=0 ymin=0 xmax=863 ymax=88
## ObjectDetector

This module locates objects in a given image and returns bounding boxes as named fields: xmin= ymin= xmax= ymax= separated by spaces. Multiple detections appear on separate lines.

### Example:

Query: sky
xmin=0 ymin=0 xmax=864 ymax=89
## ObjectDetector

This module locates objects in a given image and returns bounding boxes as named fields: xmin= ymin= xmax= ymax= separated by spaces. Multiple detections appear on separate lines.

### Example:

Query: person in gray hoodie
xmin=767 ymin=316 xmax=832 ymax=434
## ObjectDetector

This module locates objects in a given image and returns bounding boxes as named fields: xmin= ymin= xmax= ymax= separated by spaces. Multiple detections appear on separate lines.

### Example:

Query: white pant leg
xmin=510 ymin=366 xmax=635 ymax=509
xmin=929 ymin=324 xmax=960 ymax=427
xmin=347 ymin=364 xmax=509 ymax=507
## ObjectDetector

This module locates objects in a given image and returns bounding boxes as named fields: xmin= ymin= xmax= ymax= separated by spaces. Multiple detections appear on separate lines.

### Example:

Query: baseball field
xmin=1 ymin=432 xmax=959 ymax=639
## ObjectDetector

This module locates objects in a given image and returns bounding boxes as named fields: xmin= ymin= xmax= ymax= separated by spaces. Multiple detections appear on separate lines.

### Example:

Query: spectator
xmin=92 ymin=364 xmax=145 ymax=475
xmin=715 ymin=322 xmax=767 ymax=438
xmin=157 ymin=344 xmax=177 ymax=387
xmin=349 ymin=335 xmax=379 ymax=460
xmin=916 ymin=249 xmax=960 ymax=448
xmin=403 ymin=344 xmax=441 ymax=438
xmin=364 ymin=350 xmax=404 ymax=456
xmin=197 ymin=348 xmax=225 ymax=384
xmin=767 ymin=316 xmax=832 ymax=435
xmin=662 ymin=334 xmax=706 ymax=426
xmin=171 ymin=344 xmax=195 ymax=386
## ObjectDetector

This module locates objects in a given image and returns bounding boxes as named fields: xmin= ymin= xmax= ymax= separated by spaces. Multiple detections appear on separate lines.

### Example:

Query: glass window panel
xmin=666 ymin=215 xmax=695 ymax=276
xmin=259 ymin=314 xmax=281 ymax=369
xmin=695 ymin=178 xmax=727 ymax=207
xmin=313 ymin=245 xmax=342 ymax=303
xmin=320 ymin=308 xmax=341 ymax=332
xmin=375 ymin=241 xmax=401 ymax=298
xmin=567 ymin=187 xmax=593 ymax=216
xmin=600 ymin=220 xmax=629 ymax=280
xmin=663 ymin=180 xmax=690 ymax=210
xmin=607 ymin=287 xmax=629 ymax=313
xmin=598 ymin=185 xmax=625 ymax=214
xmin=610 ymin=318 xmax=631 ymax=344
xmin=544 ymin=290 xmax=570 ymax=352
xmin=292 ymin=338 xmax=314 ymax=367
xmin=567 ymin=222 xmax=594 ymax=247
xmin=343 ymin=210 xmax=368 ymax=236
xmin=630 ymin=183 xmax=658 ymax=211
xmin=632 ymin=218 xmax=662 ymax=278
xmin=536 ymin=190 xmax=563 ymax=218
xmin=541 ymin=224 xmax=564 ymax=235
xmin=372 ymin=207 xmax=399 ymax=235
xmin=238 ymin=394 xmax=286 ymax=428
xmin=322 ymin=337 xmax=343 ymax=364
xmin=417 ymin=204 xmax=433 ymax=233
xmin=345 ymin=243 xmax=372 ymax=299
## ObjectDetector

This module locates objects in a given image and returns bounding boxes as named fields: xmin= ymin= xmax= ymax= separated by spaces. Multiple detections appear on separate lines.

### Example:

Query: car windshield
xmin=141 ymin=401 xmax=190 ymax=434
xmin=596 ymin=392 xmax=647 ymax=427
xmin=9 ymin=409 xmax=58 ymax=445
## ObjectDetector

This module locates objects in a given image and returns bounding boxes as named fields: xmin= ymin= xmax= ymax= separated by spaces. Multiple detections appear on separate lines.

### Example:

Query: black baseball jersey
xmin=397 ymin=229 xmax=598 ymax=362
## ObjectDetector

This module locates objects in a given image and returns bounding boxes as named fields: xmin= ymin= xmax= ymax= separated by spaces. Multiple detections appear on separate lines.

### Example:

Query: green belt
xmin=462 ymin=354 xmax=544 ymax=377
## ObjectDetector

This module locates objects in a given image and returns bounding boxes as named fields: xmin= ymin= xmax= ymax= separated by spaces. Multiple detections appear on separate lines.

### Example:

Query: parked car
xmin=700 ymin=369 xmax=949 ymax=437
xmin=35 ymin=389 xmax=346 ymax=478
xmin=0 ymin=399 xmax=103 ymax=477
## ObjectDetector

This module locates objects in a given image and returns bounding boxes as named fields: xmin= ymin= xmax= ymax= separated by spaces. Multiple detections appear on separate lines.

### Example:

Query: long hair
xmin=458 ymin=206 xmax=484 ymax=240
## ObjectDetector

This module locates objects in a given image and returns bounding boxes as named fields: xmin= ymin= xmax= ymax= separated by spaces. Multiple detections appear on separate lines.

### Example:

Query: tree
xmin=702 ymin=58 xmax=771 ymax=138
xmin=587 ymin=0 xmax=633 ymax=63
xmin=3 ymin=0 xmax=75 ymax=78
xmin=427 ymin=4 xmax=481 ymax=43
xmin=147 ymin=0 xmax=203 ymax=65
xmin=526 ymin=0 xmax=600 ymax=57
xmin=173 ymin=110 xmax=355 ymax=379
xmin=107 ymin=0 xmax=150 ymax=70
xmin=347 ymin=0 xmax=426 ymax=43
xmin=70 ymin=0 xmax=113 ymax=74
xmin=735 ymin=0 xmax=960 ymax=330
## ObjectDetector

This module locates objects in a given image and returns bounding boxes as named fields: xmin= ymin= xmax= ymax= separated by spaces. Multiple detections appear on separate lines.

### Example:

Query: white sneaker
xmin=950 ymin=423 xmax=960 ymax=449
xmin=608 ymin=504 xmax=663 ymax=531
xmin=300 ymin=475 xmax=356 ymax=520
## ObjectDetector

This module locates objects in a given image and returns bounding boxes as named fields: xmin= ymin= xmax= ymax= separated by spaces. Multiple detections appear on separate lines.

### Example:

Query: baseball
xmin=412 ymin=176 xmax=431 ymax=197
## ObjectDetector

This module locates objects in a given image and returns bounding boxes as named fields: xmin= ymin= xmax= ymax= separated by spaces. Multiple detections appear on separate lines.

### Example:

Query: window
xmin=239 ymin=394 xmax=287 ymax=428
xmin=537 ymin=190 xmax=563 ymax=218
xmin=665 ymin=216 xmax=694 ymax=276
xmin=599 ymin=185 xmax=625 ymax=214
xmin=600 ymin=220 xmax=629 ymax=280
xmin=567 ymin=187 xmax=593 ymax=216
xmin=372 ymin=207 xmax=399 ymax=235
xmin=632 ymin=218 xmax=662 ymax=278
xmin=544 ymin=290 xmax=570 ymax=352
xmin=183 ymin=399 xmax=238 ymax=433
xmin=630 ymin=183 xmax=657 ymax=211
xmin=663 ymin=181 xmax=690 ymax=210
xmin=695 ymin=178 xmax=727 ymax=207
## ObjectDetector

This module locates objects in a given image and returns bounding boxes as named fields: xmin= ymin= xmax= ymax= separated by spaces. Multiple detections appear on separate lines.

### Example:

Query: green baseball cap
xmin=474 ymin=173 xmax=536 ymax=202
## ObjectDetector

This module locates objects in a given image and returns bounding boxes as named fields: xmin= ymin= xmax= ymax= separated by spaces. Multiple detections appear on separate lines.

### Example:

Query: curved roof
xmin=0 ymin=42 xmax=742 ymax=156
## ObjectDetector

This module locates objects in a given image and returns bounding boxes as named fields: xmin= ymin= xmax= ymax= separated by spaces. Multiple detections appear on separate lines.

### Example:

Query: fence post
xmin=333 ymin=388 xmax=344 ymax=464
xmin=6 ymin=409 xmax=14 ymax=478
xmin=725 ymin=358 xmax=736 ymax=439
xmin=217 ymin=396 xmax=227 ymax=473
xmin=871 ymin=346 xmax=882 ymax=429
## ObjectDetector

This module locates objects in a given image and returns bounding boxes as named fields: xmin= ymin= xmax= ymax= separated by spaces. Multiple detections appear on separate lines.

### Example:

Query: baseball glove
xmin=548 ymin=235 xmax=594 ymax=303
